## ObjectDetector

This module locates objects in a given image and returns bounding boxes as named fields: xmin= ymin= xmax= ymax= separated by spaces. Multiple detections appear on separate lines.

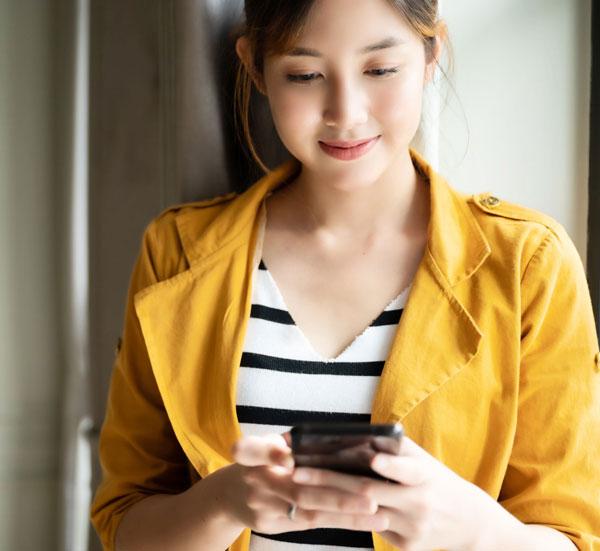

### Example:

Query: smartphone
xmin=290 ymin=422 xmax=403 ymax=481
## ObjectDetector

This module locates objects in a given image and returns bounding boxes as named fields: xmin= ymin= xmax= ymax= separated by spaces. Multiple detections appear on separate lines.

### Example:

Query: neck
xmin=280 ymin=149 xmax=429 ymax=244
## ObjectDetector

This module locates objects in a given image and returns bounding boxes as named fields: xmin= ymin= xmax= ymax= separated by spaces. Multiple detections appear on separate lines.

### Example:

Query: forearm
xmin=115 ymin=467 xmax=244 ymax=551
xmin=523 ymin=525 xmax=577 ymax=550
xmin=476 ymin=522 xmax=576 ymax=551
xmin=471 ymin=497 xmax=577 ymax=551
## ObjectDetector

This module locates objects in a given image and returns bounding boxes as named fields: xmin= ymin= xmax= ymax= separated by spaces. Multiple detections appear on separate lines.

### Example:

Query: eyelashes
xmin=286 ymin=67 xmax=401 ymax=84
xmin=368 ymin=67 xmax=401 ymax=77
xmin=286 ymin=73 xmax=321 ymax=83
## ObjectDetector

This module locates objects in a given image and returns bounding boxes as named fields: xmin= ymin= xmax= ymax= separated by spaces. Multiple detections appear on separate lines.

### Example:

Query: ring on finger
xmin=287 ymin=503 xmax=298 ymax=521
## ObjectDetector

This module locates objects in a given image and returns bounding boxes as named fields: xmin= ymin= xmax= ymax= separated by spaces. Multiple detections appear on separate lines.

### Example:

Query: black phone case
xmin=291 ymin=423 xmax=403 ymax=480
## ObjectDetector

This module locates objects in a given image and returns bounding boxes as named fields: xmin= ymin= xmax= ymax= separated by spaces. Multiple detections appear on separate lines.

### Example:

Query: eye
xmin=286 ymin=72 xmax=321 ymax=84
xmin=367 ymin=67 xmax=400 ymax=77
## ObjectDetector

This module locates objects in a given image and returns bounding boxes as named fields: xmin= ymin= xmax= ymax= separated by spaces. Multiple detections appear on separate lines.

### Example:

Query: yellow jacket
xmin=91 ymin=150 xmax=600 ymax=550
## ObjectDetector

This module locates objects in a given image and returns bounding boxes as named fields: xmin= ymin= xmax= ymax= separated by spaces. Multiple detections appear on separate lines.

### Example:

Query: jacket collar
xmin=176 ymin=148 xmax=490 ymax=287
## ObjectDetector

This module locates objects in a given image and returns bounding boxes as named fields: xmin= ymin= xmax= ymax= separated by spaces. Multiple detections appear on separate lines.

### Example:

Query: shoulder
xmin=465 ymin=191 xmax=576 ymax=266
xmin=468 ymin=192 xmax=563 ymax=236
xmin=140 ymin=191 xmax=240 ymax=280
xmin=151 ymin=191 xmax=240 ymax=228
xmin=146 ymin=190 xmax=239 ymax=244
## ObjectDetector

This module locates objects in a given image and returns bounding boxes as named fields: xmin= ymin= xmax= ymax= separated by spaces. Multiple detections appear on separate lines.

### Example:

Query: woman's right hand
xmin=214 ymin=432 xmax=390 ymax=535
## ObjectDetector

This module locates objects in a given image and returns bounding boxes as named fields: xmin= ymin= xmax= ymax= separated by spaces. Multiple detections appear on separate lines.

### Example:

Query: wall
xmin=0 ymin=1 xmax=62 ymax=549
xmin=439 ymin=0 xmax=591 ymax=259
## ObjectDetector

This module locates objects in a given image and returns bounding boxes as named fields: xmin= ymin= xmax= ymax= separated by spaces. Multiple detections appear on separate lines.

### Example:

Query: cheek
xmin=372 ymin=77 xmax=425 ymax=139
xmin=269 ymin=89 xmax=321 ymax=141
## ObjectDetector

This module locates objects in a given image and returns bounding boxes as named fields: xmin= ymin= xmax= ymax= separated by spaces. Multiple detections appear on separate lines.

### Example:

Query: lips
xmin=319 ymin=137 xmax=379 ymax=148
xmin=318 ymin=136 xmax=380 ymax=161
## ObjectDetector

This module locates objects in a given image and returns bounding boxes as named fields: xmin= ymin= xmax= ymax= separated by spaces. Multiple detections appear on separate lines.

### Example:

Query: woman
xmin=90 ymin=1 xmax=600 ymax=550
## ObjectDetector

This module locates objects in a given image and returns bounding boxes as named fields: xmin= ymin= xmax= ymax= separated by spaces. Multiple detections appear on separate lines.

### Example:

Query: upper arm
xmin=498 ymin=228 xmax=600 ymax=549
xmin=90 ymin=217 xmax=193 ymax=550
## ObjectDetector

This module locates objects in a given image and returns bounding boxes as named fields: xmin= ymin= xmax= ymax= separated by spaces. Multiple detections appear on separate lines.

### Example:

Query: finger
xmin=246 ymin=491 xmax=290 ymax=520
xmin=255 ymin=465 xmax=377 ymax=514
xmin=280 ymin=430 xmax=292 ymax=447
xmin=292 ymin=466 xmax=422 ymax=508
xmin=376 ymin=505 xmax=421 ymax=539
xmin=278 ymin=508 xmax=390 ymax=534
xmin=370 ymin=454 xmax=428 ymax=486
xmin=233 ymin=434 xmax=294 ymax=468
xmin=273 ymin=482 xmax=378 ymax=514
xmin=399 ymin=436 xmax=427 ymax=458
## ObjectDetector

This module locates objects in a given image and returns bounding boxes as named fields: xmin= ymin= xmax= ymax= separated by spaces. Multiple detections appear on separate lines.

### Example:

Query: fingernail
xmin=293 ymin=469 xmax=310 ymax=483
xmin=372 ymin=455 xmax=389 ymax=470
xmin=281 ymin=455 xmax=294 ymax=469
xmin=358 ymin=498 xmax=377 ymax=514
xmin=374 ymin=515 xmax=390 ymax=532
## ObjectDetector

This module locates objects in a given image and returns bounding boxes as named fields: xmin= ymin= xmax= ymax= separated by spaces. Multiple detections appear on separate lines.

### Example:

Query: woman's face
xmin=258 ymin=0 xmax=438 ymax=189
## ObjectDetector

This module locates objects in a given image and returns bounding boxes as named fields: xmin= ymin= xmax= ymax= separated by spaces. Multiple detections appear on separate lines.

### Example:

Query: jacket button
xmin=482 ymin=196 xmax=500 ymax=207
xmin=595 ymin=352 xmax=600 ymax=373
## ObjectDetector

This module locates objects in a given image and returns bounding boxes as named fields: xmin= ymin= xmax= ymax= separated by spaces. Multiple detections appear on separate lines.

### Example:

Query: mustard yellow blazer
xmin=90 ymin=150 xmax=600 ymax=550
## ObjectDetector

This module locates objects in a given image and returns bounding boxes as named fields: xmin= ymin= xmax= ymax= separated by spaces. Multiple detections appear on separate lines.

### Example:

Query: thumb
xmin=399 ymin=435 xmax=427 ymax=458
xmin=232 ymin=433 xmax=294 ymax=468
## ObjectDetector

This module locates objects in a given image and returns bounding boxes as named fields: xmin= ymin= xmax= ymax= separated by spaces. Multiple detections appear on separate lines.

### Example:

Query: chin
xmin=331 ymin=158 xmax=387 ymax=182
xmin=324 ymin=170 xmax=381 ymax=193
xmin=294 ymin=147 xmax=389 ymax=186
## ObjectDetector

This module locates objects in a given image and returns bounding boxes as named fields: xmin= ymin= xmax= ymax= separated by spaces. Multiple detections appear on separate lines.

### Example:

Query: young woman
xmin=90 ymin=1 xmax=600 ymax=550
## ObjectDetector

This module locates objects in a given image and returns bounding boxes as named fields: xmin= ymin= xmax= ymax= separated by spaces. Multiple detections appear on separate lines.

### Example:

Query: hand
xmin=221 ymin=432 xmax=390 ymax=535
xmin=290 ymin=435 xmax=500 ymax=551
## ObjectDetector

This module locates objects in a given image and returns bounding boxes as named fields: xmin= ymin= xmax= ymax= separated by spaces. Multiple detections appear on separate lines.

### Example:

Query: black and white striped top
xmin=236 ymin=258 xmax=411 ymax=551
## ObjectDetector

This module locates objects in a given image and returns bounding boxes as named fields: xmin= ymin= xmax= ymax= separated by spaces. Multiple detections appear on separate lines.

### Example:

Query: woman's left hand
xmin=291 ymin=436 xmax=503 ymax=551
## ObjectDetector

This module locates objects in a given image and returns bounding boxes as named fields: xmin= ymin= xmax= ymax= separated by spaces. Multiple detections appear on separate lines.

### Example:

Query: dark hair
xmin=234 ymin=1 xmax=450 ymax=174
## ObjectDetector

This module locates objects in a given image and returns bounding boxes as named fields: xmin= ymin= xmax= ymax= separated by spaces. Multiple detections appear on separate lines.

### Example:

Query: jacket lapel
xmin=133 ymin=159 xmax=300 ymax=476
xmin=372 ymin=150 xmax=490 ymax=423
xmin=134 ymin=150 xmax=490 ymax=476
xmin=370 ymin=251 xmax=484 ymax=423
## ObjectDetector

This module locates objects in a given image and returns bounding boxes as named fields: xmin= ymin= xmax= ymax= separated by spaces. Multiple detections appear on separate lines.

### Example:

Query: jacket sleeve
xmin=90 ymin=216 xmax=194 ymax=550
xmin=498 ymin=226 xmax=600 ymax=549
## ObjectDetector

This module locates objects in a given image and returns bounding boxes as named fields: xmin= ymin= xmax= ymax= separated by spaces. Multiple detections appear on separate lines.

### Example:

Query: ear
xmin=424 ymin=35 xmax=443 ymax=84
xmin=235 ymin=35 xmax=267 ymax=95
xmin=424 ymin=18 xmax=448 ymax=85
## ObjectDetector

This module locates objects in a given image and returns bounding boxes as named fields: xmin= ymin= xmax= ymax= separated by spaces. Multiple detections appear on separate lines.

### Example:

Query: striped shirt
xmin=236 ymin=257 xmax=411 ymax=551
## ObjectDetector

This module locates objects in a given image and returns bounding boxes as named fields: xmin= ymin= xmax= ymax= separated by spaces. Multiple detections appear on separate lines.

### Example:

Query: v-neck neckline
xmin=255 ymin=193 xmax=413 ymax=363
xmin=258 ymin=258 xmax=411 ymax=363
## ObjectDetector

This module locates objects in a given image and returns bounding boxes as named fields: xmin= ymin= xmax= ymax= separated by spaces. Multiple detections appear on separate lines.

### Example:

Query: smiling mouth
xmin=318 ymin=136 xmax=380 ymax=161
xmin=319 ymin=137 xmax=379 ymax=148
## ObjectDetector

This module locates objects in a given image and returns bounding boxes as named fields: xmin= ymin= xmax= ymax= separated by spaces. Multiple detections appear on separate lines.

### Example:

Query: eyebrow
xmin=285 ymin=36 xmax=404 ymax=58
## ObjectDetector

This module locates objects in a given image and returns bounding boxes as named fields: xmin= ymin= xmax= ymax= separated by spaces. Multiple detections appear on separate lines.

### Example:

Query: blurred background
xmin=0 ymin=0 xmax=594 ymax=549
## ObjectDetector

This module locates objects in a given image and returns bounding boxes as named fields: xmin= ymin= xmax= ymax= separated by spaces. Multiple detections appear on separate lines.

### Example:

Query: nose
xmin=323 ymin=76 xmax=369 ymax=129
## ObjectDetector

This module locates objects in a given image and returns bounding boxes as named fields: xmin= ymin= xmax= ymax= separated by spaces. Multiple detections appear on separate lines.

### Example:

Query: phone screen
xmin=290 ymin=423 xmax=403 ymax=480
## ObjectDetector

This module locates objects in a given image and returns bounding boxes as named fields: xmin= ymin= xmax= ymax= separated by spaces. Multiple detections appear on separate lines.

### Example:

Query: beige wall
xmin=0 ymin=2 xmax=62 ymax=549
xmin=439 ymin=0 xmax=591 ymax=259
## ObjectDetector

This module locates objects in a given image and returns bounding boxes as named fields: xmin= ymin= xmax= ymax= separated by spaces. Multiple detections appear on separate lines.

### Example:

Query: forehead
xmin=288 ymin=0 xmax=419 ymax=51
